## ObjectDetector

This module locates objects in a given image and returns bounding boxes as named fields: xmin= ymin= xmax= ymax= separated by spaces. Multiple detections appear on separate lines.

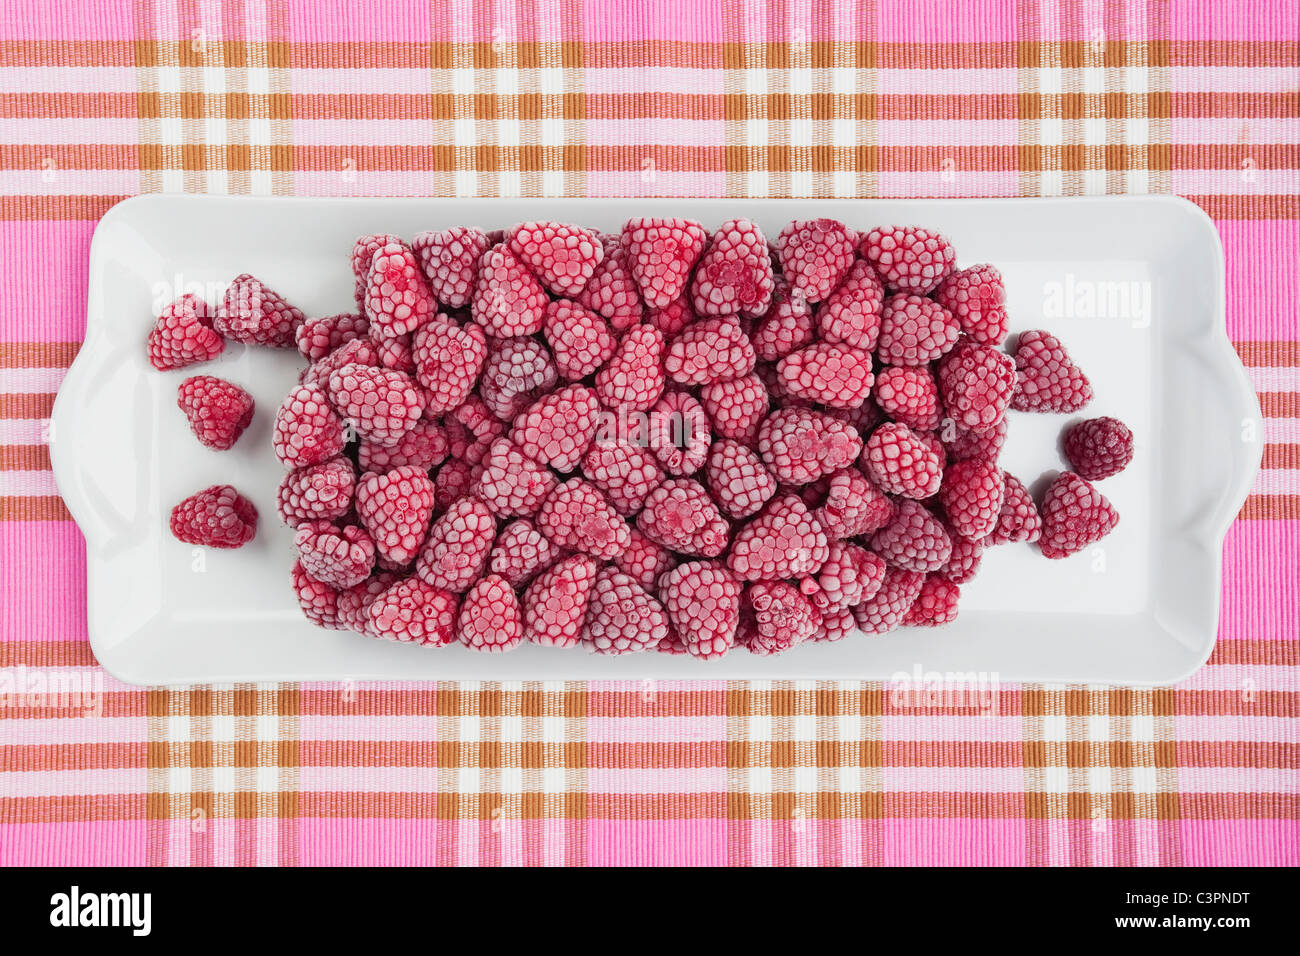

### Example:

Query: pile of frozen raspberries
xmin=150 ymin=217 xmax=1134 ymax=658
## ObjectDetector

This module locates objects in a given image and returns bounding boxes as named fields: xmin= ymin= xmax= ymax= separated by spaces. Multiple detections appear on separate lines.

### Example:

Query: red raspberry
xmin=472 ymin=244 xmax=548 ymax=337
xmin=815 ymin=259 xmax=884 ymax=351
xmin=433 ymin=459 xmax=477 ymax=511
xmin=176 ymin=375 xmax=254 ymax=450
xmin=870 ymin=499 xmax=953 ymax=572
xmin=535 ymin=478 xmax=630 ymax=560
xmin=812 ymin=605 xmax=856 ymax=643
xmin=291 ymin=560 xmax=341 ymax=629
xmin=457 ymin=575 xmax=525 ymax=652
xmin=417 ymin=495 xmax=496 ymax=592
xmin=336 ymin=572 xmax=396 ymax=634
xmin=664 ymin=317 xmax=756 ymax=387
xmin=861 ymin=422 xmax=944 ymax=499
xmin=1063 ymin=417 xmax=1134 ymax=480
xmin=647 ymin=292 xmax=696 ymax=337
xmin=944 ymin=417 xmax=1007 ymax=464
xmin=523 ymin=554 xmax=599 ymax=648
xmin=408 ymin=318 xmax=483 ymax=414
xmin=509 ymin=384 xmax=601 ymax=473
xmin=351 ymin=233 xmax=403 ymax=309
xmin=277 ymin=456 xmax=355 ymax=527
xmin=1010 ymin=330 xmax=1093 ymax=413
xmin=294 ymin=521 xmax=374 ymax=589
xmin=301 ymin=338 xmax=380 ymax=390
xmin=365 ymin=241 xmax=435 ymax=337
xmin=575 ymin=235 xmax=642 ymax=330
xmin=358 ymin=418 xmax=448 ymax=472
xmin=507 ymin=221 xmax=603 ymax=297
xmin=691 ymin=218 xmax=774 ymax=318
xmin=939 ymin=458 xmax=1004 ymax=540
xmin=648 ymin=391 xmax=710 ymax=476
xmin=474 ymin=437 xmax=559 ymax=518
xmin=581 ymin=566 xmax=670 ymax=655
xmin=985 ymin=472 xmax=1042 ymax=545
xmin=873 ymin=366 xmax=942 ymax=432
xmin=934 ymin=264 xmax=1008 ymax=346
xmin=859 ymin=225 xmax=955 ymax=295
xmin=726 ymin=494 xmax=829 ymax=581
xmin=877 ymin=293 xmax=960 ymax=366
xmin=812 ymin=467 xmax=894 ymax=538
xmin=851 ymin=567 xmax=925 ymax=635
xmin=637 ymin=478 xmax=729 ymax=557
xmin=777 ymin=343 xmax=874 ymax=408
xmin=752 ymin=280 xmax=816 ymax=361
xmin=594 ymin=325 xmax=666 ymax=412
xmin=413 ymin=226 xmax=490 ymax=309
xmin=273 ymin=384 xmax=345 ymax=468
xmin=372 ymin=329 xmax=415 ymax=374
xmin=581 ymin=439 xmax=665 ymax=516
xmin=170 ymin=484 xmax=257 ymax=548
xmin=327 ymin=364 xmax=425 ymax=447
xmin=656 ymin=629 xmax=690 ymax=654
xmin=705 ymin=439 xmax=777 ymax=520
xmin=776 ymin=218 xmax=857 ymax=303
xmin=544 ymin=299 xmax=616 ymax=381
xmin=614 ymin=527 xmax=676 ymax=591
xmin=745 ymin=581 xmax=816 ymax=655
xmin=942 ymin=534 xmax=983 ymax=584
xmin=477 ymin=336 xmax=558 ymax=422
xmin=938 ymin=341 xmax=1016 ymax=432
xmin=900 ymin=574 xmax=959 ymax=626
xmin=147 ymin=294 xmax=224 ymax=370
xmin=621 ymin=217 xmax=708 ymax=308
xmin=1039 ymin=472 xmax=1120 ymax=559
xmin=489 ymin=518 xmax=565 ymax=587
xmin=355 ymin=465 xmax=436 ymax=566
xmin=699 ymin=373 xmax=769 ymax=446
xmin=658 ymin=561 xmax=742 ymax=660
xmin=368 ymin=577 xmax=458 ymax=646
xmin=296 ymin=312 xmax=368 ymax=361
xmin=757 ymin=407 xmax=863 ymax=485
xmin=450 ymin=395 xmax=504 ymax=455
xmin=799 ymin=541 xmax=885 ymax=611
xmin=214 ymin=274 xmax=303 ymax=347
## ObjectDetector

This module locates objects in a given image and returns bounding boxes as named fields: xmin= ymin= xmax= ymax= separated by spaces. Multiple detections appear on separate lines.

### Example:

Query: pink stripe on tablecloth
xmin=587 ymin=819 xmax=726 ymax=866
xmin=1180 ymin=818 xmax=1299 ymax=866
xmin=876 ymin=0 xmax=1016 ymax=43
xmin=1169 ymin=0 xmax=1299 ymax=41
xmin=0 ymin=523 xmax=87 ymax=643
xmin=0 ymin=821 xmax=147 ymax=865
xmin=0 ymin=0 xmax=134 ymax=40
xmin=298 ymin=818 xmax=586 ymax=866
xmin=1172 ymin=118 xmax=1300 ymax=147
xmin=0 ymin=221 xmax=93 ymax=342
xmin=583 ymin=0 xmax=723 ymax=42
xmin=876 ymin=170 xmax=1022 ymax=197
xmin=1219 ymin=219 xmax=1300 ymax=342
xmin=1219 ymin=520 xmax=1298 ymax=642
xmin=881 ymin=819 xmax=1026 ymax=866
xmin=284 ymin=0 xmax=434 ymax=42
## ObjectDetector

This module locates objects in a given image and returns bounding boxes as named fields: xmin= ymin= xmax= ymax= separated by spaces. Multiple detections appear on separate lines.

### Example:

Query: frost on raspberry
xmin=509 ymin=384 xmax=601 ymax=473
xmin=457 ymin=575 xmax=525 ymax=652
xmin=942 ymin=534 xmax=983 ymax=584
xmin=937 ymin=341 xmax=1016 ymax=432
xmin=899 ymin=574 xmax=959 ymax=627
xmin=433 ymin=458 xmax=476 ymax=512
xmin=815 ymin=258 xmax=885 ymax=351
xmin=351 ymin=233 xmax=403 ymax=309
xmin=859 ymin=225 xmax=956 ymax=295
xmin=939 ymin=458 xmax=1004 ymax=541
xmin=1010 ymin=329 xmax=1093 ymax=413
xmin=745 ymin=581 xmax=817 ymax=655
xmin=535 ymin=478 xmax=631 ymax=561
xmin=690 ymin=218 xmax=774 ymax=319
xmin=705 ymin=439 xmax=777 ymax=520
xmin=873 ymin=365 xmax=942 ymax=432
xmin=799 ymin=541 xmax=885 ymax=612
xmin=646 ymin=292 xmax=696 ymax=337
xmin=812 ymin=606 xmax=856 ymax=644
xmin=637 ymin=478 xmax=730 ymax=558
xmin=1063 ymin=417 xmax=1134 ymax=481
xmin=327 ymin=364 xmax=425 ymax=447
xmin=355 ymin=465 xmax=436 ymax=566
xmin=297 ymin=312 xmax=368 ymax=361
xmin=412 ymin=226 xmax=490 ymax=310
xmin=934 ymin=264 xmax=1009 ymax=346
xmin=726 ymin=494 xmax=829 ymax=582
xmin=699 ymin=373 xmax=769 ymax=446
xmin=474 ymin=437 xmax=559 ymax=518
xmin=170 ymin=484 xmax=258 ymax=548
xmin=776 ymin=343 xmax=874 ymax=409
xmin=507 ymin=221 xmax=604 ymax=297
xmin=614 ymin=526 xmax=676 ymax=591
xmin=944 ymin=417 xmax=1007 ymax=464
xmin=1038 ymin=472 xmax=1119 ymax=559
xmin=301 ymin=338 xmax=379 ymax=390
xmin=757 ymin=407 xmax=863 ymax=485
xmin=413 ymin=318 xmax=488 ymax=414
xmin=862 ymin=422 xmax=944 ymax=499
xmin=147 ymin=294 xmax=224 ymax=370
xmin=664 ymin=317 xmax=756 ymax=386
xmin=575 ymin=234 xmax=642 ymax=330
xmin=368 ymin=577 xmax=459 ymax=646
xmin=870 ymin=499 xmax=953 ymax=573
xmin=877 ymin=293 xmax=960 ymax=366
xmin=648 ymin=391 xmax=710 ymax=476
xmin=489 ymin=518 xmax=565 ymax=587
xmin=336 ymin=572 xmax=395 ymax=635
xmin=984 ymin=472 xmax=1042 ymax=545
xmin=752 ymin=279 xmax=816 ymax=361
xmin=523 ymin=554 xmax=598 ymax=648
xmin=478 ymin=336 xmax=558 ymax=422
xmin=357 ymin=418 xmax=449 ymax=473
xmin=214 ymin=274 xmax=303 ymax=347
xmin=811 ymin=467 xmax=894 ymax=539
xmin=295 ymin=521 xmax=374 ymax=589
xmin=273 ymin=383 xmax=346 ymax=469
xmin=277 ymin=456 xmax=355 ymax=527
xmin=620 ymin=217 xmax=708 ymax=309
xmin=177 ymin=375 xmax=254 ymax=450
xmin=851 ymin=566 xmax=925 ymax=635
xmin=594 ymin=325 xmax=666 ymax=413
xmin=581 ymin=566 xmax=670 ymax=656
xmin=365 ymin=241 xmax=435 ymax=337
xmin=544 ymin=299 xmax=616 ymax=381
xmin=416 ymin=495 xmax=497 ymax=593
xmin=292 ymin=561 xmax=341 ymax=629
xmin=776 ymin=218 xmax=856 ymax=304
xmin=581 ymin=439 xmax=665 ymax=517
xmin=472 ymin=244 xmax=549 ymax=337
xmin=658 ymin=561 xmax=742 ymax=660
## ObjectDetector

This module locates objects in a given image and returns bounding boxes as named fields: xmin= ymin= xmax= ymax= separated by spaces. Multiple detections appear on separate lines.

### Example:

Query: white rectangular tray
xmin=51 ymin=196 xmax=1261 ymax=686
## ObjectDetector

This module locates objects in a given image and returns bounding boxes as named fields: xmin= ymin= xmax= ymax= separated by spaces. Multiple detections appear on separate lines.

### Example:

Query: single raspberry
xmin=939 ymin=458 xmax=1004 ymax=541
xmin=757 ymin=407 xmax=863 ymax=485
xmin=474 ymin=437 xmax=559 ymax=518
xmin=799 ymin=541 xmax=885 ymax=612
xmin=812 ymin=605 xmax=856 ymax=643
xmin=292 ymin=560 xmax=341 ymax=629
xmin=1011 ymin=329 xmax=1093 ymax=413
xmin=358 ymin=418 xmax=449 ymax=472
xmin=705 ymin=439 xmax=777 ymax=520
xmin=944 ymin=417 xmax=1007 ymax=464
xmin=372 ymin=329 xmax=415 ymax=373
xmin=726 ymin=494 xmax=829 ymax=581
xmin=851 ymin=567 xmax=925 ymax=635
xmin=877 ymin=293 xmax=960 ymax=366
xmin=413 ymin=226 xmax=490 ymax=309
xmin=646 ymin=292 xmax=696 ymax=337
xmin=815 ymin=259 xmax=884 ymax=351
xmin=364 ymin=241 xmax=435 ymax=337
xmin=176 ymin=375 xmax=254 ymax=450
xmin=862 ymin=422 xmax=944 ymax=499
xmin=664 ymin=317 xmax=757 ymax=386
xmin=859 ymin=225 xmax=955 ymax=295
xmin=355 ymin=465 xmax=436 ymax=566
xmin=294 ymin=521 xmax=374 ymax=590
xmin=1063 ymin=417 xmax=1134 ymax=481
xmin=507 ymin=221 xmax=603 ymax=297
xmin=658 ymin=561 xmax=742 ymax=660
xmin=637 ymin=478 xmax=729 ymax=557
xmin=477 ymin=336 xmax=558 ymax=422
xmin=508 ymin=384 xmax=601 ymax=473
xmin=581 ymin=439 xmax=665 ymax=516
xmin=776 ymin=343 xmax=874 ymax=408
xmin=277 ymin=456 xmax=355 ymax=527
xmin=351 ymin=233 xmax=403 ymax=309
xmin=985 ymin=472 xmax=1042 ymax=545
xmin=614 ymin=527 xmax=676 ymax=591
xmin=489 ymin=518 xmax=565 ymax=587
xmin=301 ymin=338 xmax=380 ymax=390
xmin=873 ymin=366 xmax=942 ymax=432
xmin=417 ymin=495 xmax=496 ymax=592
xmin=1039 ymin=472 xmax=1120 ymax=559
xmin=648 ymin=391 xmax=710 ymax=476
xmin=544 ymin=299 xmax=616 ymax=381
xmin=691 ymin=219 xmax=774 ymax=318
xmin=594 ymin=325 xmax=666 ymax=412
xmin=536 ymin=478 xmax=630 ymax=560
xmin=752 ymin=280 xmax=816 ymax=361
xmin=368 ymin=577 xmax=458 ymax=646
xmin=336 ymin=572 xmax=396 ymax=634
xmin=812 ymin=467 xmax=894 ymax=538
xmin=621 ymin=217 xmax=708 ymax=308
xmin=934 ymin=264 xmax=1008 ymax=345
xmin=941 ymin=534 xmax=983 ymax=584
xmin=776 ymin=218 xmax=857 ymax=303
xmin=870 ymin=499 xmax=953 ymax=572
xmin=900 ymin=574 xmax=960 ymax=626
xmin=296 ymin=312 xmax=368 ymax=361
xmin=745 ymin=581 xmax=816 ymax=655
xmin=575 ymin=235 xmax=642 ymax=330
xmin=214 ymin=274 xmax=303 ymax=347
xmin=523 ymin=554 xmax=599 ymax=648
xmin=327 ymin=364 xmax=424 ymax=447
xmin=273 ymin=384 xmax=346 ymax=468
xmin=581 ymin=566 xmax=670 ymax=655
xmin=472 ymin=244 xmax=549 ymax=337
xmin=433 ymin=459 xmax=476 ymax=511
xmin=699 ymin=373 xmax=769 ymax=446
xmin=170 ymin=484 xmax=257 ymax=548
xmin=938 ymin=341 xmax=1016 ymax=432
xmin=456 ymin=575 xmax=525 ymax=652
xmin=407 ymin=318 xmax=481 ymax=414
xmin=147 ymin=294 xmax=224 ymax=370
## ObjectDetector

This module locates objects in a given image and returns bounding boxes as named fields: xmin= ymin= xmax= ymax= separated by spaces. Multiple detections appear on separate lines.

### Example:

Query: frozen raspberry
xmin=1064 ymin=417 xmax=1134 ymax=481
xmin=335 ymin=572 xmax=395 ymax=634
xmin=1039 ymin=472 xmax=1119 ymax=559
xmin=1011 ymin=330 xmax=1093 ymax=413
xmin=877 ymin=293 xmax=960 ymax=366
xmin=777 ymin=343 xmax=874 ymax=408
xmin=648 ymin=391 xmax=710 ymax=476
xmin=407 ymin=318 xmax=483 ymax=414
xmin=944 ymin=417 xmax=1007 ymax=464
xmin=813 ymin=467 xmax=893 ymax=538
xmin=433 ymin=459 xmax=476 ymax=511
xmin=364 ymin=241 xmax=435 ymax=337
xmin=355 ymin=465 xmax=435 ymax=566
xmin=301 ymin=338 xmax=380 ymax=390
xmin=581 ymin=566 xmax=670 ymax=656
xmin=536 ymin=478 xmax=630 ymax=560
xmin=472 ymin=244 xmax=549 ymax=337
xmin=509 ymin=384 xmax=601 ymax=472
xmin=664 ymin=317 xmax=757 ymax=386
xmin=277 ymin=456 xmax=355 ymax=527
xmin=870 ymin=499 xmax=952 ymax=572
xmin=699 ymin=373 xmax=769 ymax=446
xmin=327 ymin=364 xmax=424 ymax=447
xmin=176 ymin=375 xmax=254 ymax=450
xmin=859 ymin=225 xmax=955 ymax=295
xmin=358 ymin=418 xmax=448 ymax=472
xmin=273 ymin=384 xmax=345 ymax=468
xmin=777 ymin=218 xmax=857 ymax=303
xmin=147 ymin=294 xmax=224 ymax=370
xmin=214 ymin=274 xmax=303 ymax=347
xmin=873 ymin=366 xmax=942 ymax=432
xmin=575 ymin=235 xmax=642 ymax=330
xmin=752 ymin=280 xmax=816 ymax=361
xmin=581 ymin=439 xmax=665 ymax=516
xmin=367 ymin=577 xmax=458 ymax=646
xmin=413 ymin=226 xmax=490 ymax=309
xmin=745 ymin=581 xmax=816 ymax=655
xmin=827 ymin=398 xmax=884 ymax=437
xmin=637 ymin=478 xmax=729 ymax=557
xmin=706 ymin=439 xmax=777 ymax=520
xmin=544 ymin=299 xmax=616 ymax=381
xmin=727 ymin=494 xmax=829 ymax=581
xmin=799 ymin=541 xmax=885 ymax=611
xmin=659 ymin=561 xmax=742 ymax=660
xmin=934 ymin=264 xmax=1008 ymax=345
xmin=815 ymin=259 xmax=884 ymax=351
xmin=523 ymin=554 xmax=599 ymax=648
xmin=851 ymin=567 xmax=925 ymax=635
xmin=170 ymin=484 xmax=257 ymax=548
xmin=474 ymin=437 xmax=559 ymax=518
xmin=862 ymin=422 xmax=944 ymax=499
xmin=646 ymin=292 xmax=695 ymax=337
xmin=372 ymin=329 xmax=415 ymax=373
xmin=985 ymin=472 xmax=1042 ymax=545
xmin=656 ymin=630 xmax=690 ymax=654
xmin=812 ymin=606 xmax=856 ymax=643
xmin=292 ymin=561 xmax=341 ymax=629
xmin=417 ymin=495 xmax=496 ymax=592
xmin=456 ymin=575 xmax=524 ymax=652
xmin=614 ymin=527 xmax=676 ymax=591
xmin=691 ymin=218 xmax=774 ymax=318
xmin=939 ymin=458 xmax=1004 ymax=541
xmin=594 ymin=325 xmax=666 ymax=413
xmin=294 ymin=521 xmax=374 ymax=590
xmin=938 ymin=341 xmax=1016 ymax=432
xmin=296 ymin=312 xmax=368 ymax=361
xmin=758 ymin=407 xmax=863 ymax=485
xmin=489 ymin=518 xmax=564 ymax=587
xmin=507 ymin=221 xmax=603 ymax=297
xmin=900 ymin=574 xmax=959 ymax=626
xmin=449 ymin=395 xmax=504 ymax=455
xmin=351 ymin=233 xmax=403 ymax=309
xmin=478 ymin=336 xmax=558 ymax=422
xmin=621 ymin=217 xmax=708 ymax=308
xmin=941 ymin=534 xmax=983 ymax=584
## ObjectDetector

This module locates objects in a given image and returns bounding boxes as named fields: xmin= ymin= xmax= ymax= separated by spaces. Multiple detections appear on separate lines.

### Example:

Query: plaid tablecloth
xmin=1 ymin=0 xmax=1295 ymax=866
